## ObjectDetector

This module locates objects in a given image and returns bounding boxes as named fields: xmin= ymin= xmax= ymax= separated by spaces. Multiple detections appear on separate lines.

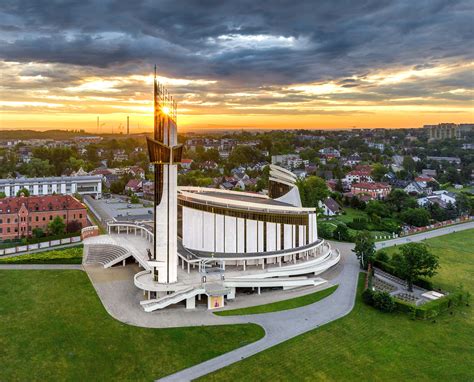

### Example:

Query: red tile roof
xmin=0 ymin=195 xmax=85 ymax=215
xmin=351 ymin=182 xmax=390 ymax=190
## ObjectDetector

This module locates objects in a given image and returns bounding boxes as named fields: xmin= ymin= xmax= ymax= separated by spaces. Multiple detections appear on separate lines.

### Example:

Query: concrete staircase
xmin=140 ymin=287 xmax=205 ymax=312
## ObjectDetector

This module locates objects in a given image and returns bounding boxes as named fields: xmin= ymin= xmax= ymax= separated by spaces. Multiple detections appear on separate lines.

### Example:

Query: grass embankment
xmin=215 ymin=285 xmax=338 ymax=316
xmin=0 ymin=245 xmax=84 ymax=264
xmin=0 ymin=270 xmax=264 ymax=381
xmin=201 ymin=229 xmax=474 ymax=381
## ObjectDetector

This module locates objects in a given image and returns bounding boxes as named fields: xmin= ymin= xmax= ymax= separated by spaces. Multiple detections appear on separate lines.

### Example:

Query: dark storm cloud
xmin=0 ymin=0 xmax=472 ymax=85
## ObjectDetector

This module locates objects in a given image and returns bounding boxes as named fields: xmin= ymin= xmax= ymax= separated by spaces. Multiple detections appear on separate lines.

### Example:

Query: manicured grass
xmin=214 ymin=285 xmax=338 ymax=316
xmin=201 ymin=230 xmax=474 ymax=381
xmin=0 ymin=245 xmax=84 ymax=264
xmin=382 ymin=229 xmax=474 ymax=292
xmin=0 ymin=270 xmax=264 ymax=381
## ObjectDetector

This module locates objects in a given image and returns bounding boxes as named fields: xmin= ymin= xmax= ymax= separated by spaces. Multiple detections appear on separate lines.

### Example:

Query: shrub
xmin=372 ymin=291 xmax=396 ymax=312
xmin=362 ymin=289 xmax=375 ymax=305
xmin=318 ymin=223 xmax=333 ymax=239
xmin=394 ymin=290 xmax=471 ymax=320
xmin=375 ymin=250 xmax=390 ymax=263
xmin=348 ymin=218 xmax=368 ymax=230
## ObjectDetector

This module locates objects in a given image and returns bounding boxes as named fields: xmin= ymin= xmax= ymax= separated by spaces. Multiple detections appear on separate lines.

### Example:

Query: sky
xmin=0 ymin=0 xmax=473 ymax=133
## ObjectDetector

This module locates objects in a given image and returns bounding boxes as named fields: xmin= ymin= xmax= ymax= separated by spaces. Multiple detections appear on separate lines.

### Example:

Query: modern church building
xmin=82 ymin=74 xmax=340 ymax=312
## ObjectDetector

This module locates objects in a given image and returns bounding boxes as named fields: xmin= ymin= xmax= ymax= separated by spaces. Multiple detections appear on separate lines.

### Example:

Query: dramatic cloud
xmin=0 ymin=0 xmax=472 ymax=130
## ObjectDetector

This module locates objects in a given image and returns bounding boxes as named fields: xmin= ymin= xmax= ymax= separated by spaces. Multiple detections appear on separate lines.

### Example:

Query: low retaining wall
xmin=0 ymin=236 xmax=82 ymax=256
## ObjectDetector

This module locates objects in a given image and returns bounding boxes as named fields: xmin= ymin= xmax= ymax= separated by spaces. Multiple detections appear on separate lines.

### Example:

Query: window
xmin=0 ymin=228 xmax=2 ymax=233
xmin=7 ymin=227 xmax=10 ymax=233
xmin=63 ymin=215 xmax=66 ymax=219
xmin=0 ymin=219 xmax=2 ymax=224
xmin=35 ymin=216 xmax=39 ymax=222
xmin=49 ymin=215 xmax=53 ymax=221
xmin=7 ymin=218 xmax=10 ymax=223
xmin=79 ymin=214 xmax=83 ymax=219
xmin=42 ymin=217 xmax=46 ymax=221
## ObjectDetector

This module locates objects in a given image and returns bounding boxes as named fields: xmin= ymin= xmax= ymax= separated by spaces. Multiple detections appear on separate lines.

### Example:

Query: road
xmin=376 ymin=220 xmax=474 ymax=249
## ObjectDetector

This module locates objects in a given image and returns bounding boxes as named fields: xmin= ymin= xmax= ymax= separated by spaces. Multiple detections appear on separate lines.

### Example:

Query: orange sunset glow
xmin=1 ymin=2 xmax=472 ymax=132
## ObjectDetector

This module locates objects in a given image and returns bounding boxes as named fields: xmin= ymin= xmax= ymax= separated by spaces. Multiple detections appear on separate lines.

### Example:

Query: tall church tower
xmin=146 ymin=67 xmax=183 ymax=284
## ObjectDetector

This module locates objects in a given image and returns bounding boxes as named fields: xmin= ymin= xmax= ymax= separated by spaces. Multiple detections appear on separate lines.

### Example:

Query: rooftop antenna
xmin=127 ymin=116 xmax=130 ymax=135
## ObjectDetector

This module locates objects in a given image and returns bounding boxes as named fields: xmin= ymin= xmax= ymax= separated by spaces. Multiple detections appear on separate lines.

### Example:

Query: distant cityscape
xmin=1 ymin=122 xmax=472 ymax=243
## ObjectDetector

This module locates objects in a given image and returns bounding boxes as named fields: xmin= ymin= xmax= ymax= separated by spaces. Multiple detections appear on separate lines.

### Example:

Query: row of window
xmin=0 ymin=214 xmax=82 ymax=224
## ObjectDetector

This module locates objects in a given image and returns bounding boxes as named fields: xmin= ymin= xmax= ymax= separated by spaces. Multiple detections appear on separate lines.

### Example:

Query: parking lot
xmin=86 ymin=195 xmax=154 ymax=223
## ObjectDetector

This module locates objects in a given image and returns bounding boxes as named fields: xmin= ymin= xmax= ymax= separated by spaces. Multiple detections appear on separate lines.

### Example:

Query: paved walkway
xmin=0 ymin=264 xmax=83 ymax=270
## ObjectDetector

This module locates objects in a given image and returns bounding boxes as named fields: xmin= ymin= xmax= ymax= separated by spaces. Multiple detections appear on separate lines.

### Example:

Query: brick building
xmin=0 ymin=195 xmax=87 ymax=241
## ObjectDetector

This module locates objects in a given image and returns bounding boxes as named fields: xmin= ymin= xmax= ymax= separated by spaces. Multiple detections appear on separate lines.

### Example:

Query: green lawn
xmin=0 ymin=245 xmax=83 ymax=264
xmin=382 ymin=229 xmax=474 ymax=292
xmin=0 ymin=270 xmax=264 ymax=381
xmin=214 ymin=285 xmax=338 ymax=316
xmin=201 ymin=230 xmax=474 ymax=382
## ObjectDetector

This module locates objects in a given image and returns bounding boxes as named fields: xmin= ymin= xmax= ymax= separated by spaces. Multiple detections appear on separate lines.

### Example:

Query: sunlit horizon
xmin=1 ymin=2 xmax=472 ymax=133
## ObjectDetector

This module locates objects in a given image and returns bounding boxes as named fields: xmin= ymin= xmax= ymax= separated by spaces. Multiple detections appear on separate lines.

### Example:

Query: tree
xmin=16 ymin=188 xmax=30 ymax=197
xmin=400 ymin=208 xmax=430 ymax=227
xmin=66 ymin=220 xmax=82 ymax=233
xmin=297 ymin=176 xmax=329 ymax=208
xmin=372 ymin=163 xmax=389 ymax=181
xmin=334 ymin=224 xmax=351 ymax=241
xmin=48 ymin=216 xmax=66 ymax=235
xmin=402 ymin=156 xmax=416 ymax=174
xmin=0 ymin=191 xmax=6 ymax=199
xmin=365 ymin=200 xmax=391 ymax=218
xmin=130 ymin=194 xmax=140 ymax=204
xmin=352 ymin=230 xmax=375 ymax=269
xmin=392 ymin=243 xmax=439 ymax=292
xmin=32 ymin=227 xmax=44 ymax=239
xmin=456 ymin=193 xmax=471 ymax=216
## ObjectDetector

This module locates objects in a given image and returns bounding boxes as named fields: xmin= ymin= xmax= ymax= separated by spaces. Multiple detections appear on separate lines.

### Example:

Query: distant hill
xmin=0 ymin=130 xmax=154 ymax=141
xmin=0 ymin=129 xmax=89 ymax=140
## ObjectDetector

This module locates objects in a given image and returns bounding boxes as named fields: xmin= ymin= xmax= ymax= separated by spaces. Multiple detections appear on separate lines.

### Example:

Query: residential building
xmin=417 ymin=190 xmax=457 ymax=208
xmin=351 ymin=182 xmax=391 ymax=200
xmin=426 ymin=156 xmax=461 ymax=165
xmin=344 ymin=169 xmax=373 ymax=184
xmin=319 ymin=197 xmax=341 ymax=216
xmin=125 ymin=179 xmax=143 ymax=194
xmin=0 ymin=175 xmax=102 ymax=198
xmin=180 ymin=159 xmax=194 ymax=169
xmin=0 ymin=195 xmax=87 ymax=241
xmin=424 ymin=123 xmax=473 ymax=141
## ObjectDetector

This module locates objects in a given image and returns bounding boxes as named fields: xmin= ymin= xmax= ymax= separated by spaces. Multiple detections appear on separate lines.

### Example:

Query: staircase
xmin=140 ymin=287 xmax=205 ymax=312
xmin=84 ymin=244 xmax=131 ymax=268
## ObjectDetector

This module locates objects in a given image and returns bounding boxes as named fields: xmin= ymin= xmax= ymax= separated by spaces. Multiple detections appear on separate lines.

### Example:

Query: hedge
xmin=372 ymin=259 xmax=433 ymax=290
xmin=393 ymin=290 xmax=470 ymax=320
